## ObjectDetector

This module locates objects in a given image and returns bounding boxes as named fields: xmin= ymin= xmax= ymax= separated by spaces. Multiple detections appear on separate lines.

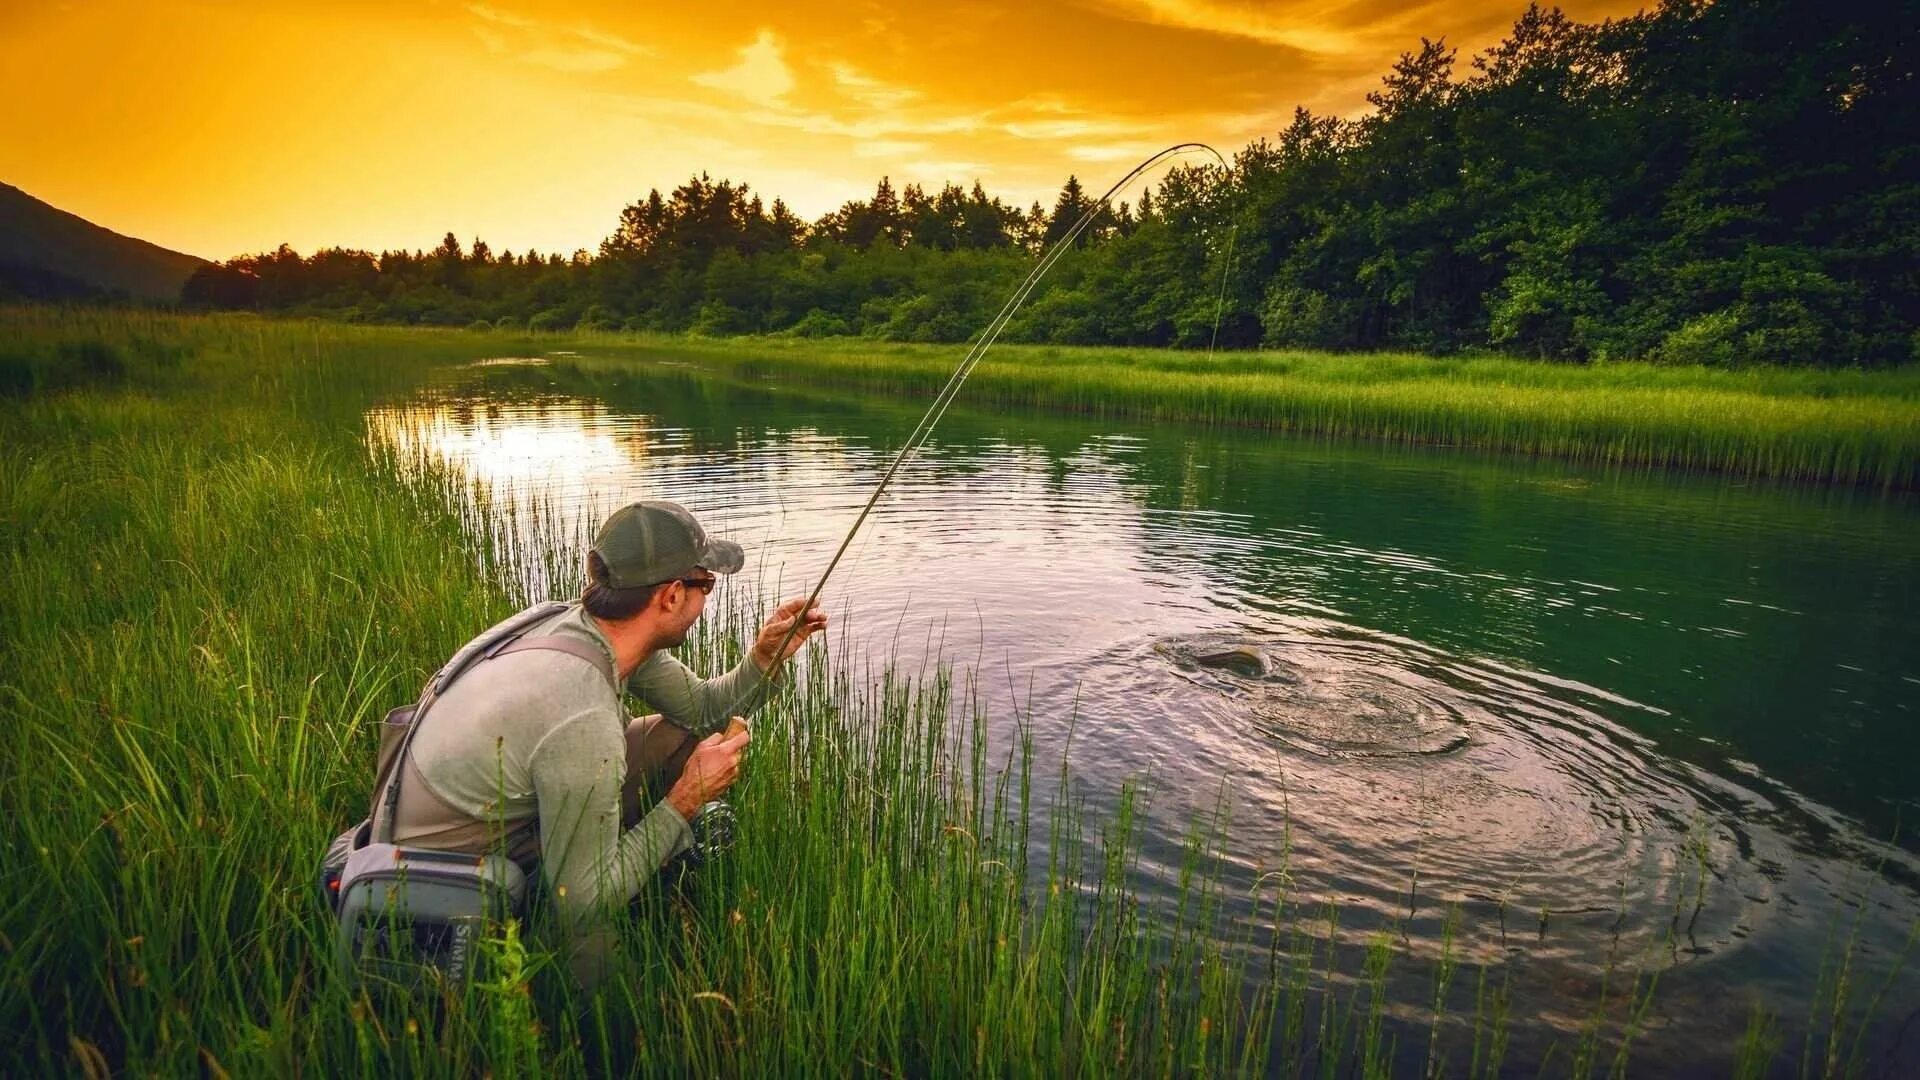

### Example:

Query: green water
xmin=374 ymin=354 xmax=1920 ymax=1068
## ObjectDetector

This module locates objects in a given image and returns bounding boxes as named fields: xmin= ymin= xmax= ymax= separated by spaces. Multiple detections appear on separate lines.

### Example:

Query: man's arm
xmin=529 ymin=710 xmax=693 ymax=926
xmin=625 ymin=598 xmax=827 ymax=733
xmin=626 ymin=650 xmax=770 ymax=737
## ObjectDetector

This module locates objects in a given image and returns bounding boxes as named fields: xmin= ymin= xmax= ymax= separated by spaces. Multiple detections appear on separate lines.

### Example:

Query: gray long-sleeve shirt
xmin=380 ymin=602 xmax=768 ymax=927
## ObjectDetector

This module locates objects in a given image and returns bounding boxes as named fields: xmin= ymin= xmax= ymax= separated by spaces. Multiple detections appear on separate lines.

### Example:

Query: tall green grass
xmin=0 ymin=304 xmax=1910 ymax=1075
xmin=574 ymin=334 xmax=1920 ymax=488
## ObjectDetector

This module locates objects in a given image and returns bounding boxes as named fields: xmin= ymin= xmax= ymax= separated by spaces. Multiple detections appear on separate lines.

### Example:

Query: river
xmin=369 ymin=352 xmax=1920 ymax=1073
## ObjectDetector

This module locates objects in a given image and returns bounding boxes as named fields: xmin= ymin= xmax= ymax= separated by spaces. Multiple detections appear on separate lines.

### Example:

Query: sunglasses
xmin=677 ymin=576 xmax=718 ymax=594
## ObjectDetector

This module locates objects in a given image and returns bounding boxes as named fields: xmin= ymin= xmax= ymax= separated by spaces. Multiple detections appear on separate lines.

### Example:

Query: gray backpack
xmin=318 ymin=601 xmax=614 ymax=983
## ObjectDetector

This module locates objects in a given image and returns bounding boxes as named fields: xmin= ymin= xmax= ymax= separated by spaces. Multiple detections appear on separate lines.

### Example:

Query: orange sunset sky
xmin=4 ymin=0 xmax=1646 ymax=262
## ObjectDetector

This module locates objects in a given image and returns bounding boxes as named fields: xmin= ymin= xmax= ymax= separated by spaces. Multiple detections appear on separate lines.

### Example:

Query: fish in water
xmin=1193 ymin=645 xmax=1267 ymax=679
xmin=1158 ymin=633 xmax=1469 ymax=759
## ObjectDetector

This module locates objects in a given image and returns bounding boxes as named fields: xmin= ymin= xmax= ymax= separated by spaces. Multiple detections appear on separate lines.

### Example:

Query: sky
xmin=2 ymin=0 xmax=1647 ymax=262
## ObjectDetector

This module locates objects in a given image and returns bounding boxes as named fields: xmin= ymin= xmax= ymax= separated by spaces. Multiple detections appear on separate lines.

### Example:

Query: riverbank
xmin=561 ymin=333 xmax=1920 ymax=488
xmin=12 ymin=308 xmax=1914 ymax=487
xmin=1 ymin=305 xmax=1906 ymax=1074
xmin=0 ymin=311 xmax=1438 ymax=1072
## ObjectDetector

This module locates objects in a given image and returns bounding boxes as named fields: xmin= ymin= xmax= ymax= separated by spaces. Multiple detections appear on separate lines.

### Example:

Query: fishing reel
xmin=685 ymin=800 xmax=738 ymax=866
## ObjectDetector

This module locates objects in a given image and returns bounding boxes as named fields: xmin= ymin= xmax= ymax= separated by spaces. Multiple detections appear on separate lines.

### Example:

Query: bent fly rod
xmin=734 ymin=142 xmax=1236 ymax=712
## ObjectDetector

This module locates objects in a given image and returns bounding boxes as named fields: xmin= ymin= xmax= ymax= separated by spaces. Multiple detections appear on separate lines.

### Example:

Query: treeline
xmin=183 ymin=1 xmax=1919 ymax=366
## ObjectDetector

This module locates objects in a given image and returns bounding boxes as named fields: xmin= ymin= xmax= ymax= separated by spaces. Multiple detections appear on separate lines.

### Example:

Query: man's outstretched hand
xmin=750 ymin=596 xmax=828 ymax=670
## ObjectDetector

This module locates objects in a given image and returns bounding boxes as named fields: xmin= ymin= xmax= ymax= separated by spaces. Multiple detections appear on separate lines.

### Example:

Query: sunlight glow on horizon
xmin=1 ymin=0 xmax=1647 ymax=261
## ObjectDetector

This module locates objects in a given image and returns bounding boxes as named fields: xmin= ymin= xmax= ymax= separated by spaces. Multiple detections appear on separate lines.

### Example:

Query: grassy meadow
xmin=556 ymin=333 xmax=1920 ymax=488
xmin=1 ymin=305 xmax=1913 ymax=1075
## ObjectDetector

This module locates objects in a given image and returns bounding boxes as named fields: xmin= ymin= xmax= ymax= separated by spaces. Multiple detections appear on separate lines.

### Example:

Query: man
xmin=371 ymin=500 xmax=825 ymax=976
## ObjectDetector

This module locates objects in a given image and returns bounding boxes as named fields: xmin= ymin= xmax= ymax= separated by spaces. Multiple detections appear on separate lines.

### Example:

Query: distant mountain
xmin=0 ymin=183 xmax=206 ymax=303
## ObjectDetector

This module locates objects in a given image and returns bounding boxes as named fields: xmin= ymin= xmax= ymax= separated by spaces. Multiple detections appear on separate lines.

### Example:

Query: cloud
xmin=1098 ymin=0 xmax=1361 ymax=54
xmin=855 ymin=139 xmax=930 ymax=158
xmin=466 ymin=3 xmax=537 ymax=30
xmin=649 ymin=92 xmax=984 ymax=142
xmin=472 ymin=25 xmax=509 ymax=54
xmin=522 ymin=47 xmax=626 ymax=72
xmin=1066 ymin=142 xmax=1154 ymax=162
xmin=567 ymin=24 xmax=649 ymax=56
xmin=773 ymin=107 xmax=983 ymax=141
xmin=827 ymin=63 xmax=920 ymax=110
xmin=1001 ymin=115 xmax=1150 ymax=141
xmin=691 ymin=29 xmax=794 ymax=100
xmin=464 ymin=3 xmax=651 ymax=73
xmin=903 ymin=161 xmax=990 ymax=182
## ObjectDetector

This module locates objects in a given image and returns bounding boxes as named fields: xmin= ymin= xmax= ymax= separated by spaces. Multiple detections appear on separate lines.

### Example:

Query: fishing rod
xmin=734 ymin=142 xmax=1236 ymax=713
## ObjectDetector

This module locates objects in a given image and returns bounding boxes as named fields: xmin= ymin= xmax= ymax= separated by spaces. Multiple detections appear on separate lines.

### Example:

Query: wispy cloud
xmin=464 ymin=3 xmax=651 ymax=72
xmin=903 ymin=160 xmax=990 ymax=183
xmin=522 ymin=47 xmax=625 ymax=72
xmin=1001 ymin=115 xmax=1151 ymax=141
xmin=568 ymin=24 xmax=649 ymax=56
xmin=1066 ymin=142 xmax=1154 ymax=162
xmin=466 ymin=3 xmax=536 ymax=30
xmin=748 ymin=106 xmax=984 ymax=142
xmin=1100 ymin=0 xmax=1362 ymax=53
xmin=691 ymin=29 xmax=794 ymax=100
xmin=855 ymin=139 xmax=931 ymax=158
xmin=826 ymin=63 xmax=920 ymax=110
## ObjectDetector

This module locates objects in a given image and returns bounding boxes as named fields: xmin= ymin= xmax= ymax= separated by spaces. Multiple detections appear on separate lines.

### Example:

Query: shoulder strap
xmin=425 ymin=600 xmax=575 ymax=699
xmin=373 ymin=601 xmax=580 ymax=842
xmin=494 ymin=635 xmax=618 ymax=689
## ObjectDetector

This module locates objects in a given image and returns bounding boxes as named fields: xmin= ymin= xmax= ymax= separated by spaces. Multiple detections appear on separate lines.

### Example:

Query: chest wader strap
xmin=372 ymin=605 xmax=618 ymax=845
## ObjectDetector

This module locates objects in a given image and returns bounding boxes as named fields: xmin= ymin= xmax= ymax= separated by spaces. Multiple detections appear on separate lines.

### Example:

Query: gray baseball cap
xmin=590 ymin=501 xmax=744 ymax=588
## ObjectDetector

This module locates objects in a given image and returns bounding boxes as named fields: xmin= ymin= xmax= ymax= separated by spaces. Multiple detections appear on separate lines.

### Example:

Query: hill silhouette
xmin=0 ymin=183 xmax=204 ymax=302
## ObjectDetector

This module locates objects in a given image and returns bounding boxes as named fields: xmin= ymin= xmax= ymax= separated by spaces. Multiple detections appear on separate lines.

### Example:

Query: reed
xmin=583 ymin=334 xmax=1920 ymax=488
xmin=0 ymin=304 xmax=1910 ymax=1075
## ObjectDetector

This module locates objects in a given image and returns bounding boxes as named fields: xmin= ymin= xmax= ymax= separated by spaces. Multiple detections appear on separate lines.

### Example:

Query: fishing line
xmin=736 ymin=142 xmax=1237 ymax=711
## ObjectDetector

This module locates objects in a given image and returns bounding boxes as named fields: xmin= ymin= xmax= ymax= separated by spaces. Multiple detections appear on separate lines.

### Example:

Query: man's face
xmin=660 ymin=569 xmax=716 ymax=647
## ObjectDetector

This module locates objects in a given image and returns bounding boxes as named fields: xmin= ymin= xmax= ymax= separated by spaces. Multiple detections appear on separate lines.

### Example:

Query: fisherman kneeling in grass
xmin=360 ymin=501 xmax=825 ymax=983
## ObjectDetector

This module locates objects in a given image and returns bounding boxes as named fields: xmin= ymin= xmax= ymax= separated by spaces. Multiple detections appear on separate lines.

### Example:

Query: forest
xmin=181 ymin=1 xmax=1920 ymax=367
